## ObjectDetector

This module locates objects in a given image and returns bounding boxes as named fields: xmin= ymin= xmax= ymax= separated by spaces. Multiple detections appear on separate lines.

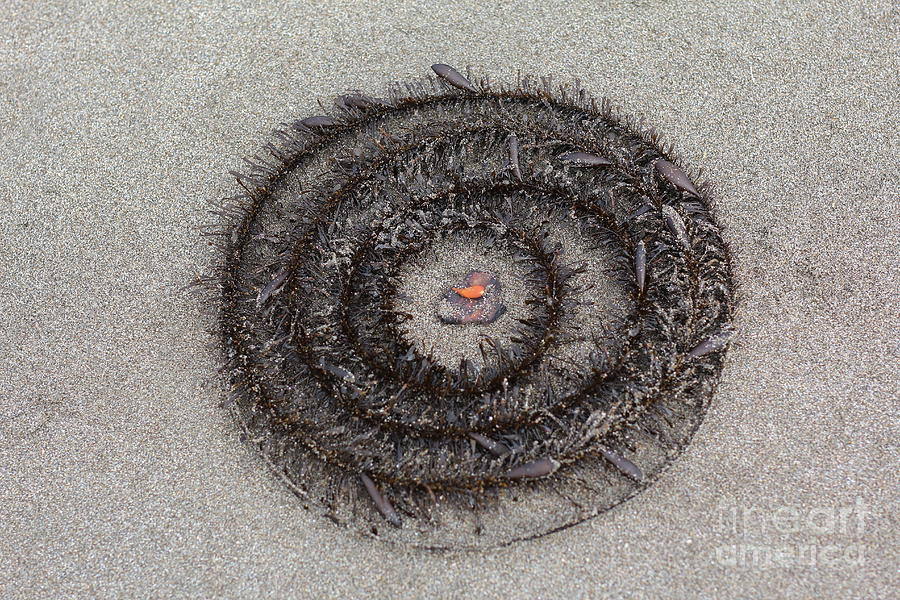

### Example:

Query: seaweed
xmin=195 ymin=64 xmax=736 ymax=549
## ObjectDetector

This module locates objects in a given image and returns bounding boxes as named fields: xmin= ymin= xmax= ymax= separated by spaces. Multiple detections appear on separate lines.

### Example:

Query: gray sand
xmin=1 ymin=1 xmax=897 ymax=598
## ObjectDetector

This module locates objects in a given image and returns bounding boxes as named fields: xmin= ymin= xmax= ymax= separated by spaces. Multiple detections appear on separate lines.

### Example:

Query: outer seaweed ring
xmin=205 ymin=66 xmax=736 ymax=548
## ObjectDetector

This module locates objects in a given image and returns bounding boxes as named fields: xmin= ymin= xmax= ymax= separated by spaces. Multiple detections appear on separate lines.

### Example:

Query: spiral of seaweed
xmin=202 ymin=65 xmax=735 ymax=547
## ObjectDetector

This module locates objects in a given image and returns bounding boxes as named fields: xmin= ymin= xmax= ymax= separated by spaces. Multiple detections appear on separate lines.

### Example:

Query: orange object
xmin=452 ymin=285 xmax=485 ymax=299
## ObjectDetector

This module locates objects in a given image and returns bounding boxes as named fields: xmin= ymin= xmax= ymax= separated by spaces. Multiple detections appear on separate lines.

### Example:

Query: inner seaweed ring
xmin=208 ymin=65 xmax=736 ymax=549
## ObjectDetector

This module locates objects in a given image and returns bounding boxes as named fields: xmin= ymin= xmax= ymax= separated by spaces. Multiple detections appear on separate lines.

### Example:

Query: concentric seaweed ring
xmin=206 ymin=64 xmax=735 ymax=548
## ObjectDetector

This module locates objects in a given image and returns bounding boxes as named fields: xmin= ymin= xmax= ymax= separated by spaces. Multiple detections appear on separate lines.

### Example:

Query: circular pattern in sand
xmin=210 ymin=65 xmax=735 ymax=548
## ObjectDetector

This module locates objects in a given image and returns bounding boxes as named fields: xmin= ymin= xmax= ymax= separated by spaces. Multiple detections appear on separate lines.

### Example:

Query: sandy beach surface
xmin=1 ymin=1 xmax=897 ymax=597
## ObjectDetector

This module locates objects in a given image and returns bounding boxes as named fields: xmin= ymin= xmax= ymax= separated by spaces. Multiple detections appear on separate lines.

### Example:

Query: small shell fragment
xmin=507 ymin=133 xmax=522 ymax=180
xmin=655 ymin=159 xmax=700 ymax=197
xmin=600 ymin=448 xmax=644 ymax=481
xmin=687 ymin=331 xmax=732 ymax=359
xmin=469 ymin=432 xmax=509 ymax=457
xmin=634 ymin=240 xmax=646 ymax=295
xmin=558 ymin=151 xmax=613 ymax=167
xmin=431 ymin=64 xmax=478 ymax=93
xmin=505 ymin=457 xmax=560 ymax=480
xmin=662 ymin=205 xmax=691 ymax=251
xmin=360 ymin=473 xmax=402 ymax=527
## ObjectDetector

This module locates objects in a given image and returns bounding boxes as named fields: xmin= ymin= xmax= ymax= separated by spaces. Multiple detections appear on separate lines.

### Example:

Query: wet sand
xmin=1 ymin=1 xmax=897 ymax=597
